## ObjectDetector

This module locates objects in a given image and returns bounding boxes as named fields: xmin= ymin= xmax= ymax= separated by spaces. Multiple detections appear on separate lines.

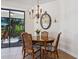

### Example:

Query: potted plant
xmin=36 ymin=29 xmax=40 ymax=36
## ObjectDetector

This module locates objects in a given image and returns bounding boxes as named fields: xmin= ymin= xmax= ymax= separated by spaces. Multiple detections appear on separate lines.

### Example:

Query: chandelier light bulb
xmin=29 ymin=0 xmax=45 ymax=19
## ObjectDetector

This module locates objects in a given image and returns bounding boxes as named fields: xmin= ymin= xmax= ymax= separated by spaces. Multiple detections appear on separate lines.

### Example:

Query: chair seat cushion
xmin=41 ymin=45 xmax=55 ymax=51
xmin=32 ymin=44 xmax=41 ymax=48
xmin=33 ymin=47 xmax=40 ymax=53
xmin=25 ymin=47 xmax=40 ymax=54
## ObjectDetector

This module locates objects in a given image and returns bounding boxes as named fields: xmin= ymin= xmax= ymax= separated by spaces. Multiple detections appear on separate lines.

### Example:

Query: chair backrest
xmin=23 ymin=33 xmax=32 ymax=50
xmin=55 ymin=32 xmax=62 ymax=50
xmin=2 ymin=31 xmax=9 ymax=39
xmin=21 ymin=32 xmax=28 ymax=49
xmin=21 ymin=32 xmax=26 ymax=40
xmin=21 ymin=32 xmax=28 ymax=43
xmin=41 ymin=31 xmax=48 ymax=40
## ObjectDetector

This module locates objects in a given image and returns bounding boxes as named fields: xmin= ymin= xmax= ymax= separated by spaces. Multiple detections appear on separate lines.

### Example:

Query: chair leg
xmin=41 ymin=49 xmax=44 ymax=59
xmin=23 ymin=51 xmax=25 ymax=59
xmin=56 ymin=51 xmax=59 ymax=58
xmin=44 ymin=49 xmax=46 ymax=59
xmin=40 ymin=48 xmax=42 ymax=59
xmin=32 ymin=53 xmax=35 ymax=59
xmin=53 ymin=52 xmax=56 ymax=59
xmin=41 ymin=49 xmax=45 ymax=59
xmin=22 ymin=47 xmax=24 ymax=53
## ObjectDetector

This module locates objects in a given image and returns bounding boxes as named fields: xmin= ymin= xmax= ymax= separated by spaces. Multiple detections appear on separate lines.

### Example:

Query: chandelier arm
xmin=29 ymin=0 xmax=43 ymax=19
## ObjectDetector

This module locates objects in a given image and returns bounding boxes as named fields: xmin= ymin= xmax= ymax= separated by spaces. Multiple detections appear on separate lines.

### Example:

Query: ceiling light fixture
xmin=29 ymin=0 xmax=44 ymax=19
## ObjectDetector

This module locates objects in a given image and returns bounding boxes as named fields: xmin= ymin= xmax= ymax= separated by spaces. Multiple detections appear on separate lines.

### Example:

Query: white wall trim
xmin=59 ymin=48 xmax=77 ymax=58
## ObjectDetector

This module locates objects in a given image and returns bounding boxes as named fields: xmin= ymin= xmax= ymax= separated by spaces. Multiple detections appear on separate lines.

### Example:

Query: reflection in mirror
xmin=40 ymin=12 xmax=51 ymax=29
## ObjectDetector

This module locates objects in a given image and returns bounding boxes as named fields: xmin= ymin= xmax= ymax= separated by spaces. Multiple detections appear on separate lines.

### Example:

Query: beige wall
xmin=40 ymin=0 xmax=78 ymax=58
xmin=57 ymin=0 xmax=78 ymax=58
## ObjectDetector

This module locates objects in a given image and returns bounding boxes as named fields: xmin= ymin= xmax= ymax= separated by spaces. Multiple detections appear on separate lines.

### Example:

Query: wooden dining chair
xmin=34 ymin=31 xmax=48 ymax=47
xmin=41 ymin=31 xmax=48 ymax=41
xmin=2 ymin=31 xmax=9 ymax=40
xmin=22 ymin=33 xmax=40 ymax=59
xmin=21 ymin=32 xmax=28 ymax=53
xmin=44 ymin=32 xmax=62 ymax=59
xmin=41 ymin=31 xmax=48 ymax=59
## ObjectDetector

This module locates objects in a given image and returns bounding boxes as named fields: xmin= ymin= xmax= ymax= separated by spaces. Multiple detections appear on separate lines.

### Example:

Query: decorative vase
xmin=36 ymin=29 xmax=40 ymax=40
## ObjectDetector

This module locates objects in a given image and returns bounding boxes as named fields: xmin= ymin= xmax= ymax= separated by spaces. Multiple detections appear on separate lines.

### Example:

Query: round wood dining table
xmin=32 ymin=36 xmax=55 ymax=59
xmin=32 ymin=36 xmax=55 ymax=44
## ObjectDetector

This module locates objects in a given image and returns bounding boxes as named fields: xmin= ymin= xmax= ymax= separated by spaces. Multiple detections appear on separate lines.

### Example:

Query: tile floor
xmin=1 ymin=47 xmax=23 ymax=59
xmin=1 ymin=47 xmax=76 ymax=59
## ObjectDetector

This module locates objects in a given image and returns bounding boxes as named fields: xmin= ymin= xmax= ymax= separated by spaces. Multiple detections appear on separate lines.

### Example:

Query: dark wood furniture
xmin=21 ymin=32 xmax=28 ymax=53
xmin=42 ymin=32 xmax=62 ymax=59
xmin=2 ymin=31 xmax=9 ymax=40
xmin=32 ymin=35 xmax=55 ymax=59
xmin=41 ymin=31 xmax=48 ymax=41
xmin=21 ymin=32 xmax=40 ymax=59
xmin=21 ymin=31 xmax=55 ymax=59
xmin=32 ymin=36 xmax=54 ymax=45
xmin=41 ymin=31 xmax=49 ymax=59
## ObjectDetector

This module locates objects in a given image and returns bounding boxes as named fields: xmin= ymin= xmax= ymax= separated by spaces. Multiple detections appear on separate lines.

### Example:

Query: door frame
xmin=1 ymin=8 xmax=25 ymax=48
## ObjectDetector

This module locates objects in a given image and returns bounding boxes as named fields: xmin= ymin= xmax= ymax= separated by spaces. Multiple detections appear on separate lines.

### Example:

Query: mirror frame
xmin=40 ymin=11 xmax=52 ymax=29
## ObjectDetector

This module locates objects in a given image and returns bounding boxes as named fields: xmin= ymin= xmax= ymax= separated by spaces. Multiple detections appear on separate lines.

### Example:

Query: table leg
xmin=40 ymin=46 xmax=41 ymax=59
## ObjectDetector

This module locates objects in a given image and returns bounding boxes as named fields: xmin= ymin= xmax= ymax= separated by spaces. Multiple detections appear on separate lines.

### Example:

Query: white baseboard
xmin=59 ymin=48 xmax=77 ymax=58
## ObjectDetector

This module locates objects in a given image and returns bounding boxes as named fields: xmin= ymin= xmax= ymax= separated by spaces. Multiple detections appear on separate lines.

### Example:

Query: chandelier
xmin=29 ymin=0 xmax=43 ymax=19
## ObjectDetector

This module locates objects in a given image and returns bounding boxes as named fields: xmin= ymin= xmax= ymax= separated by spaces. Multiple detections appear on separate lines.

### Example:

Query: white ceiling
xmin=1 ymin=0 xmax=56 ymax=10
xmin=2 ymin=0 xmax=54 ymax=5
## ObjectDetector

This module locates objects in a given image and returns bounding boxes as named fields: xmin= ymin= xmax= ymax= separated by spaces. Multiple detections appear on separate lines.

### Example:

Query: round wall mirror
xmin=40 ymin=11 xmax=52 ymax=29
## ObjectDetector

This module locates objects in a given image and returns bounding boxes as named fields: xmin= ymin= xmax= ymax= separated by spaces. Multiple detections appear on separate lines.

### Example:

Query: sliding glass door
xmin=1 ymin=9 xmax=10 ymax=47
xmin=1 ymin=8 xmax=25 ymax=48
xmin=9 ymin=11 xmax=25 ymax=47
